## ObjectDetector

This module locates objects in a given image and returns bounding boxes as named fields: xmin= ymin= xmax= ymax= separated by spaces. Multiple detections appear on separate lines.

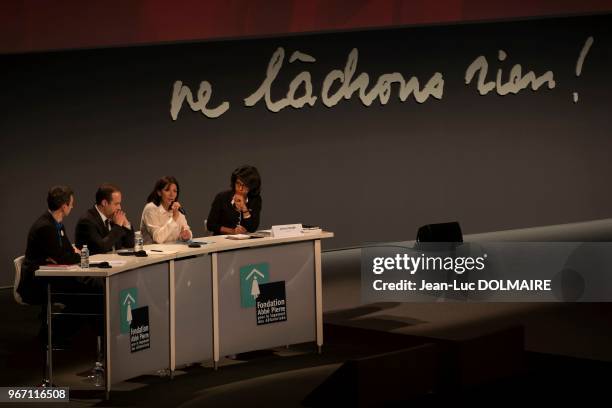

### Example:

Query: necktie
xmin=55 ymin=223 xmax=63 ymax=246
xmin=105 ymin=219 xmax=115 ymax=252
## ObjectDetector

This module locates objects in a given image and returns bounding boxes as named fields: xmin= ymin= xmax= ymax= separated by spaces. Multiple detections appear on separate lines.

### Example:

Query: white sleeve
xmin=178 ymin=214 xmax=193 ymax=241
xmin=142 ymin=206 xmax=180 ymax=243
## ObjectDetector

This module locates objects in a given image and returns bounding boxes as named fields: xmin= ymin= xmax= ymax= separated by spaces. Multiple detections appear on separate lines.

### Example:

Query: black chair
xmin=415 ymin=222 xmax=465 ymax=301
xmin=416 ymin=221 xmax=463 ymax=243
xmin=45 ymin=282 xmax=105 ymax=388
xmin=13 ymin=256 xmax=104 ymax=387
xmin=13 ymin=256 xmax=55 ymax=385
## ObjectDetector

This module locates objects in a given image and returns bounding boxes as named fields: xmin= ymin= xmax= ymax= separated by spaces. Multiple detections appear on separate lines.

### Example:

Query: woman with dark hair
xmin=207 ymin=165 xmax=262 ymax=235
xmin=140 ymin=176 xmax=192 ymax=244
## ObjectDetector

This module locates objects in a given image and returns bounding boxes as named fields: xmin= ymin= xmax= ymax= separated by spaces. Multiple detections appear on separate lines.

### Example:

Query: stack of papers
xmin=302 ymin=227 xmax=322 ymax=234
xmin=38 ymin=264 xmax=79 ymax=270
xmin=226 ymin=234 xmax=251 ymax=240
xmin=104 ymin=260 xmax=127 ymax=267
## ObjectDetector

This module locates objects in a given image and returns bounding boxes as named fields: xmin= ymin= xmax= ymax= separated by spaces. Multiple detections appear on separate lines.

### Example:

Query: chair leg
xmin=38 ymin=345 xmax=51 ymax=387
xmin=97 ymin=335 xmax=102 ymax=363
xmin=46 ymin=283 xmax=53 ymax=387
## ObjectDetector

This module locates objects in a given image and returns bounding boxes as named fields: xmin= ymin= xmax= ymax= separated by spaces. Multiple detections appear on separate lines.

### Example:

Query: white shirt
xmin=140 ymin=202 xmax=192 ymax=244
xmin=95 ymin=205 xmax=110 ymax=229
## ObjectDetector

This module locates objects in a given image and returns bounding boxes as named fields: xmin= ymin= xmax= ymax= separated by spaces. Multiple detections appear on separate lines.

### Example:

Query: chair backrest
xmin=13 ymin=255 xmax=27 ymax=305
xmin=203 ymin=219 xmax=213 ymax=237
xmin=416 ymin=222 xmax=463 ymax=243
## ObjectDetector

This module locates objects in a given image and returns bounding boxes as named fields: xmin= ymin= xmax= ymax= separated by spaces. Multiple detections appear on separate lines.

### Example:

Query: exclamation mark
xmin=573 ymin=36 xmax=594 ymax=103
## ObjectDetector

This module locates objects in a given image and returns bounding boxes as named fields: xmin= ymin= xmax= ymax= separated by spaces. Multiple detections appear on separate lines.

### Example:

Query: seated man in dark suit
xmin=19 ymin=186 xmax=102 ymax=355
xmin=18 ymin=186 xmax=82 ymax=305
xmin=75 ymin=183 xmax=135 ymax=254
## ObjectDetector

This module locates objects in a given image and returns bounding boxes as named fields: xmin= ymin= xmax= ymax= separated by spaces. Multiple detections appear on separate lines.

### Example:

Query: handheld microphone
xmin=170 ymin=201 xmax=186 ymax=215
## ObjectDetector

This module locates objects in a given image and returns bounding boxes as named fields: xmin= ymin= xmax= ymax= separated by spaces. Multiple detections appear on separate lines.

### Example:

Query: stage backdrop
xmin=1 ymin=14 xmax=611 ymax=287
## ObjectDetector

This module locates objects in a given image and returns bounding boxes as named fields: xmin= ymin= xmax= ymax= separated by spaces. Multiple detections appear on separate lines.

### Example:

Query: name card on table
xmin=271 ymin=224 xmax=303 ymax=238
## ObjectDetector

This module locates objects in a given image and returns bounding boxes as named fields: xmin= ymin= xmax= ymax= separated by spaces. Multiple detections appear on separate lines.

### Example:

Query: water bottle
xmin=88 ymin=336 xmax=105 ymax=386
xmin=93 ymin=361 xmax=105 ymax=387
xmin=134 ymin=231 xmax=144 ymax=252
xmin=80 ymin=244 xmax=89 ymax=269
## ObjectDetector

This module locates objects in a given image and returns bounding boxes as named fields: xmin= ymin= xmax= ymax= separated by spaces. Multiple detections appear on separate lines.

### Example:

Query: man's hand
xmin=113 ymin=210 xmax=129 ymax=227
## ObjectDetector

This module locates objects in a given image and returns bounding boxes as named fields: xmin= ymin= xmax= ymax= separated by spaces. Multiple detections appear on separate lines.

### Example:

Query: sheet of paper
xmin=146 ymin=244 xmax=180 ymax=255
xmin=226 ymin=234 xmax=251 ymax=240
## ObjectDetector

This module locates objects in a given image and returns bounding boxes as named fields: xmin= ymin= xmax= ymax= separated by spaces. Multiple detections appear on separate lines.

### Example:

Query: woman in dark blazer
xmin=206 ymin=165 xmax=262 ymax=235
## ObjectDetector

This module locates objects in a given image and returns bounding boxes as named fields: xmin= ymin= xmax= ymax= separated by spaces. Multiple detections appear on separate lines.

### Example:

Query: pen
xmin=151 ymin=249 xmax=163 ymax=252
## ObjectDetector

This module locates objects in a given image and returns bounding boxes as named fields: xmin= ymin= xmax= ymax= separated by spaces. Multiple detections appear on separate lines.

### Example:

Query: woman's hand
xmin=170 ymin=201 xmax=182 ymax=221
xmin=180 ymin=227 xmax=191 ymax=241
xmin=233 ymin=194 xmax=248 ymax=213
xmin=234 ymin=225 xmax=247 ymax=234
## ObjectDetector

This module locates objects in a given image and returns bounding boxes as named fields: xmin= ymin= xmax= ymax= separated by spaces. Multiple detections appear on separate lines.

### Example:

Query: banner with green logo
xmin=240 ymin=263 xmax=270 ymax=308
xmin=119 ymin=287 xmax=138 ymax=334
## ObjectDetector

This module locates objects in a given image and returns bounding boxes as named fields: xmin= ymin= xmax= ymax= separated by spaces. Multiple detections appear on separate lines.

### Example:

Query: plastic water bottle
xmin=93 ymin=361 xmax=105 ymax=387
xmin=134 ymin=231 xmax=144 ymax=252
xmin=80 ymin=244 xmax=89 ymax=269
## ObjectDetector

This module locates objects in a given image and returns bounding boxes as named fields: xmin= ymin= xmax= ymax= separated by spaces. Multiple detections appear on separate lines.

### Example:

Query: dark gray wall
xmin=1 ymin=14 xmax=611 ymax=286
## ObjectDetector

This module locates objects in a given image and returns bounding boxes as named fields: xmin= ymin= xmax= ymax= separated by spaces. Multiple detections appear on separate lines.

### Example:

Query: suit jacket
xmin=18 ymin=212 xmax=81 ymax=305
xmin=75 ymin=206 xmax=135 ymax=255
xmin=206 ymin=190 xmax=262 ymax=235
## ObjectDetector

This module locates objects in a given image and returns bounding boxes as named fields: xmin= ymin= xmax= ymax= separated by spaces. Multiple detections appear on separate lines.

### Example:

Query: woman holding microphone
xmin=140 ymin=176 xmax=192 ymax=244
xmin=207 ymin=165 xmax=262 ymax=235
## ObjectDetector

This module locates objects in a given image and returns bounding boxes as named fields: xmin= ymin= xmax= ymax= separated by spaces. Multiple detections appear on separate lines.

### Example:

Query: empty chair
xmin=416 ymin=221 xmax=463 ymax=243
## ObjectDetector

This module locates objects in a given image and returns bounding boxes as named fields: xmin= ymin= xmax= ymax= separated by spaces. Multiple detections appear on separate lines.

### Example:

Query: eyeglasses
xmin=235 ymin=180 xmax=248 ymax=190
